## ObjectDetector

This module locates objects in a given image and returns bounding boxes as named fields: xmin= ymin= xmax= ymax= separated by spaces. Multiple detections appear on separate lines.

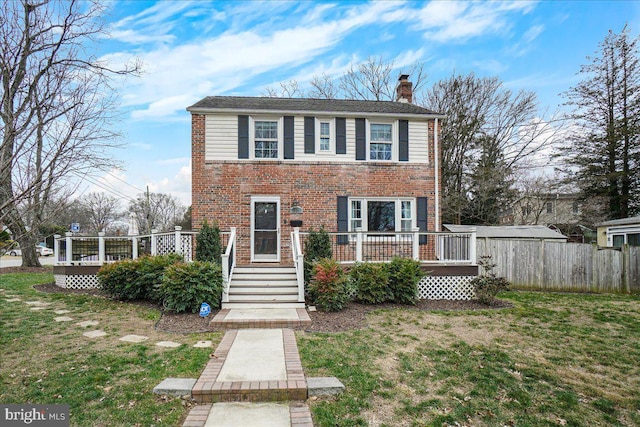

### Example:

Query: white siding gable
xmin=408 ymin=121 xmax=429 ymax=163
xmin=205 ymin=114 xmax=237 ymax=161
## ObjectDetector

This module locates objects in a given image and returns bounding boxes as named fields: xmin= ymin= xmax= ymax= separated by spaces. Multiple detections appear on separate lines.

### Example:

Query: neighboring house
xmin=596 ymin=216 xmax=640 ymax=247
xmin=188 ymin=75 xmax=445 ymax=266
xmin=500 ymin=193 xmax=582 ymax=226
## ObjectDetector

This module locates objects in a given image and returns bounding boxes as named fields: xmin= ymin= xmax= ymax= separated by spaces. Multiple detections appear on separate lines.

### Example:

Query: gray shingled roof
xmin=444 ymin=224 xmax=568 ymax=240
xmin=596 ymin=216 xmax=640 ymax=227
xmin=187 ymin=96 xmax=442 ymax=116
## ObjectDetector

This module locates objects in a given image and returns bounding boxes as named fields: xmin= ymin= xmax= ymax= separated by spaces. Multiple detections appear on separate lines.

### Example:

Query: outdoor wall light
xmin=290 ymin=201 xmax=303 ymax=215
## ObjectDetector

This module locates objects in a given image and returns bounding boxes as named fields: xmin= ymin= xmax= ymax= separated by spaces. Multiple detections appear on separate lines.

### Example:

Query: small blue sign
xmin=71 ymin=223 xmax=80 ymax=233
xmin=199 ymin=302 xmax=211 ymax=318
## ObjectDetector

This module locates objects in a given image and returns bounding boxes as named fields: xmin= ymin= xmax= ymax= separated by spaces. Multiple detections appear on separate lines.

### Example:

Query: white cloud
xmin=147 ymin=163 xmax=192 ymax=206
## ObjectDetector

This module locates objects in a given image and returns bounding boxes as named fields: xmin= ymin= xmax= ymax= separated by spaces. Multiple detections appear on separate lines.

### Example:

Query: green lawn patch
xmin=0 ymin=273 xmax=221 ymax=426
xmin=297 ymin=291 xmax=640 ymax=427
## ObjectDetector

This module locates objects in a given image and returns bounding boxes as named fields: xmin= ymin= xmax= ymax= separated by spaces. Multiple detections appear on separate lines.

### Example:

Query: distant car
xmin=8 ymin=246 xmax=53 ymax=257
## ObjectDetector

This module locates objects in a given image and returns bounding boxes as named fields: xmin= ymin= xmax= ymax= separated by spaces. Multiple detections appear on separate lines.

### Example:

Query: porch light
xmin=290 ymin=201 xmax=303 ymax=215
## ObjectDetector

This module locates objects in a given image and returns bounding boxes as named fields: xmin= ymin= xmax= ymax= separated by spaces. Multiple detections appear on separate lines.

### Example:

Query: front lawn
xmin=0 ymin=272 xmax=222 ymax=426
xmin=298 ymin=291 xmax=640 ymax=427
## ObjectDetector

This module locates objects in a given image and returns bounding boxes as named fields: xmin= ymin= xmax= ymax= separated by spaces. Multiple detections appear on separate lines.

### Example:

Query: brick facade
xmin=192 ymin=112 xmax=440 ymax=264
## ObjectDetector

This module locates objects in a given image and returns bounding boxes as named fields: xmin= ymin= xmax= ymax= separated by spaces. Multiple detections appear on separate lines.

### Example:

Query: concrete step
xmin=221 ymin=302 xmax=306 ymax=309
xmin=232 ymin=273 xmax=297 ymax=281
xmin=234 ymin=267 xmax=296 ymax=275
xmin=229 ymin=294 xmax=299 ymax=302
xmin=231 ymin=280 xmax=298 ymax=287
xmin=230 ymin=287 xmax=298 ymax=295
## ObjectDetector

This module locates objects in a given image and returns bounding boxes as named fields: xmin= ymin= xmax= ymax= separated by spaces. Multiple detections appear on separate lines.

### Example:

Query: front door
xmin=251 ymin=197 xmax=280 ymax=262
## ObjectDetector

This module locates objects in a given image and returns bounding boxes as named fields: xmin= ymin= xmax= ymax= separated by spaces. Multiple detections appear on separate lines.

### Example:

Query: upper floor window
xmin=319 ymin=122 xmax=331 ymax=151
xmin=546 ymin=201 xmax=554 ymax=214
xmin=254 ymin=120 xmax=278 ymax=158
xmin=370 ymin=123 xmax=393 ymax=160
xmin=315 ymin=118 xmax=335 ymax=153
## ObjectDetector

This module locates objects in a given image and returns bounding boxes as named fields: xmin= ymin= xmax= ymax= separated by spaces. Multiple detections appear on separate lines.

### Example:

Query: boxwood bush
xmin=351 ymin=262 xmax=391 ymax=304
xmin=161 ymin=261 xmax=223 ymax=313
xmin=387 ymin=257 xmax=422 ymax=305
xmin=97 ymin=254 xmax=183 ymax=301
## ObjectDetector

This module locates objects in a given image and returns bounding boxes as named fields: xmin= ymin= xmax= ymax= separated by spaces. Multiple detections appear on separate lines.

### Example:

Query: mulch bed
xmin=27 ymin=276 xmax=513 ymax=333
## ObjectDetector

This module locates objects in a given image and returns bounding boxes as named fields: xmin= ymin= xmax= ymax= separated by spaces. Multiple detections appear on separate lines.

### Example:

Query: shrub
xmin=309 ymin=258 xmax=349 ymax=312
xmin=161 ymin=261 xmax=223 ymax=313
xmin=387 ymin=257 xmax=422 ymax=305
xmin=304 ymin=227 xmax=332 ymax=283
xmin=351 ymin=262 xmax=391 ymax=304
xmin=97 ymin=254 xmax=183 ymax=301
xmin=196 ymin=220 xmax=222 ymax=263
xmin=97 ymin=259 xmax=139 ymax=300
xmin=470 ymin=255 xmax=510 ymax=305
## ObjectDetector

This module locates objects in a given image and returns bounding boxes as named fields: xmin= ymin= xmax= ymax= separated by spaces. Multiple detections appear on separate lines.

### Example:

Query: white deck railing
xmin=299 ymin=229 xmax=477 ymax=265
xmin=53 ymin=226 xmax=214 ymax=265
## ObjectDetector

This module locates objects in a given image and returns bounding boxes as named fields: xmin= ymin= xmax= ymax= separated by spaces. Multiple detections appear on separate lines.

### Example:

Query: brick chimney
xmin=395 ymin=74 xmax=413 ymax=103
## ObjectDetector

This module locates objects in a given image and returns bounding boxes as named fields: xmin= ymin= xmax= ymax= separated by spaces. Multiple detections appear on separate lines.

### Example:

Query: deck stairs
xmin=223 ymin=265 xmax=305 ymax=309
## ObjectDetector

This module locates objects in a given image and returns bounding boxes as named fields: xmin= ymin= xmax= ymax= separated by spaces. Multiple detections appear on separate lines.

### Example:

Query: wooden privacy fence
xmin=477 ymin=239 xmax=640 ymax=293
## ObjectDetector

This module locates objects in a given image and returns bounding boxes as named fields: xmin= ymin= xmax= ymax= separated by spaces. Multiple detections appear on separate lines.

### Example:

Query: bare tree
xmin=308 ymin=73 xmax=339 ymax=99
xmin=129 ymin=192 xmax=185 ymax=234
xmin=78 ymin=192 xmax=123 ymax=233
xmin=0 ymin=0 xmax=138 ymax=266
xmin=262 ymin=80 xmax=303 ymax=98
xmin=427 ymin=73 xmax=560 ymax=224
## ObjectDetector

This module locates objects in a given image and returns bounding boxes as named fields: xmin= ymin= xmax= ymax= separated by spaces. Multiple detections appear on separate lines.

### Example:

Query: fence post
xmin=151 ymin=229 xmax=158 ymax=256
xmin=174 ymin=226 xmax=182 ymax=255
xmin=469 ymin=228 xmax=477 ymax=264
xmin=412 ymin=227 xmax=420 ymax=260
xmin=65 ymin=232 xmax=73 ymax=265
xmin=623 ymin=244 xmax=630 ymax=293
xmin=131 ymin=236 xmax=139 ymax=260
xmin=98 ymin=232 xmax=105 ymax=263
xmin=356 ymin=228 xmax=363 ymax=262
xmin=53 ymin=234 xmax=61 ymax=264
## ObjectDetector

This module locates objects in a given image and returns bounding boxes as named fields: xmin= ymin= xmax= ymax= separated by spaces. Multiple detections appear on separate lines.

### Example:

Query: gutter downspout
xmin=434 ymin=118 xmax=441 ymax=232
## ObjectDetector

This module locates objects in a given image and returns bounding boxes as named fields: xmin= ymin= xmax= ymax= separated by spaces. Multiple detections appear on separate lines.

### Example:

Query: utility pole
xmin=146 ymin=186 xmax=151 ymax=234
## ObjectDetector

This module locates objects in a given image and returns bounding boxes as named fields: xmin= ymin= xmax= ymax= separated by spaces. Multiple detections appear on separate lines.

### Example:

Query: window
xmin=370 ymin=123 xmax=393 ymax=160
xmin=546 ymin=201 xmax=553 ymax=214
xmin=522 ymin=205 xmax=532 ymax=216
xmin=613 ymin=235 xmax=624 ymax=248
xmin=319 ymin=122 xmax=330 ymax=151
xmin=628 ymin=233 xmax=640 ymax=246
xmin=351 ymin=200 xmax=362 ymax=230
xmin=572 ymin=202 xmax=580 ymax=214
xmin=254 ymin=120 xmax=278 ymax=158
xmin=348 ymin=198 xmax=415 ymax=232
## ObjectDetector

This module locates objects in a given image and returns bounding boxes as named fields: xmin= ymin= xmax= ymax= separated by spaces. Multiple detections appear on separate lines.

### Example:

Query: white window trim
xmin=366 ymin=119 xmax=398 ymax=161
xmin=315 ymin=117 xmax=335 ymax=154
xmin=249 ymin=116 xmax=283 ymax=160
xmin=348 ymin=197 xmax=416 ymax=233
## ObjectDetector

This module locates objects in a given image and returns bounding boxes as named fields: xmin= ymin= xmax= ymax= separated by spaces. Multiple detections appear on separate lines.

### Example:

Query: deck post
xmin=174 ymin=226 xmax=182 ymax=255
xmin=131 ymin=236 xmax=139 ymax=260
xmin=53 ymin=234 xmax=61 ymax=264
xmin=65 ymin=232 xmax=73 ymax=265
xmin=98 ymin=232 xmax=105 ymax=263
xmin=151 ymin=229 xmax=158 ymax=256
xmin=356 ymin=228 xmax=363 ymax=262
xmin=469 ymin=228 xmax=477 ymax=264
xmin=412 ymin=227 xmax=420 ymax=260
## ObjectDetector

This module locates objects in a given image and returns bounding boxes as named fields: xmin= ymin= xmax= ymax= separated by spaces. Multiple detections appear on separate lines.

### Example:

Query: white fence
xmin=477 ymin=238 xmax=640 ymax=293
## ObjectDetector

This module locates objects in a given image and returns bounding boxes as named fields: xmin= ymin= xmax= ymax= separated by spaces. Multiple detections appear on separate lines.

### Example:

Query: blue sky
xmin=85 ymin=0 xmax=639 ymax=207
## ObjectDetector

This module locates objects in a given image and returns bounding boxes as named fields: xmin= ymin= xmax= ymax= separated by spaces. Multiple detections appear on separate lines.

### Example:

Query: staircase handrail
xmin=221 ymin=227 xmax=236 ymax=303
xmin=291 ymin=227 xmax=305 ymax=303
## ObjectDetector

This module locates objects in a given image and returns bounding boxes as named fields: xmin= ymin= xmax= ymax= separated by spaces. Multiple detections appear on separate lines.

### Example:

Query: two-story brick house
xmin=189 ymin=76 xmax=444 ymax=266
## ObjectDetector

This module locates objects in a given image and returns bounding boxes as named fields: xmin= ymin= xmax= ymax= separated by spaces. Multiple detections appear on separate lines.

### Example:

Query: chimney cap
xmin=398 ymin=73 xmax=410 ymax=81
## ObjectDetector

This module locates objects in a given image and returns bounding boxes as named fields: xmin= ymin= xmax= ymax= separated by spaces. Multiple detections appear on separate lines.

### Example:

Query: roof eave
xmin=186 ymin=106 xmax=446 ymax=119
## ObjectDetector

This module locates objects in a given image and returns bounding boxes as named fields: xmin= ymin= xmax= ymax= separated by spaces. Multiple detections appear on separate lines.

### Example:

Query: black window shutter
xmin=355 ymin=118 xmax=366 ymax=160
xmin=284 ymin=116 xmax=295 ymax=159
xmin=304 ymin=116 xmax=315 ymax=154
xmin=399 ymin=119 xmax=409 ymax=161
xmin=336 ymin=117 xmax=346 ymax=154
xmin=238 ymin=115 xmax=249 ymax=159
xmin=417 ymin=197 xmax=428 ymax=245
xmin=337 ymin=196 xmax=348 ymax=245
